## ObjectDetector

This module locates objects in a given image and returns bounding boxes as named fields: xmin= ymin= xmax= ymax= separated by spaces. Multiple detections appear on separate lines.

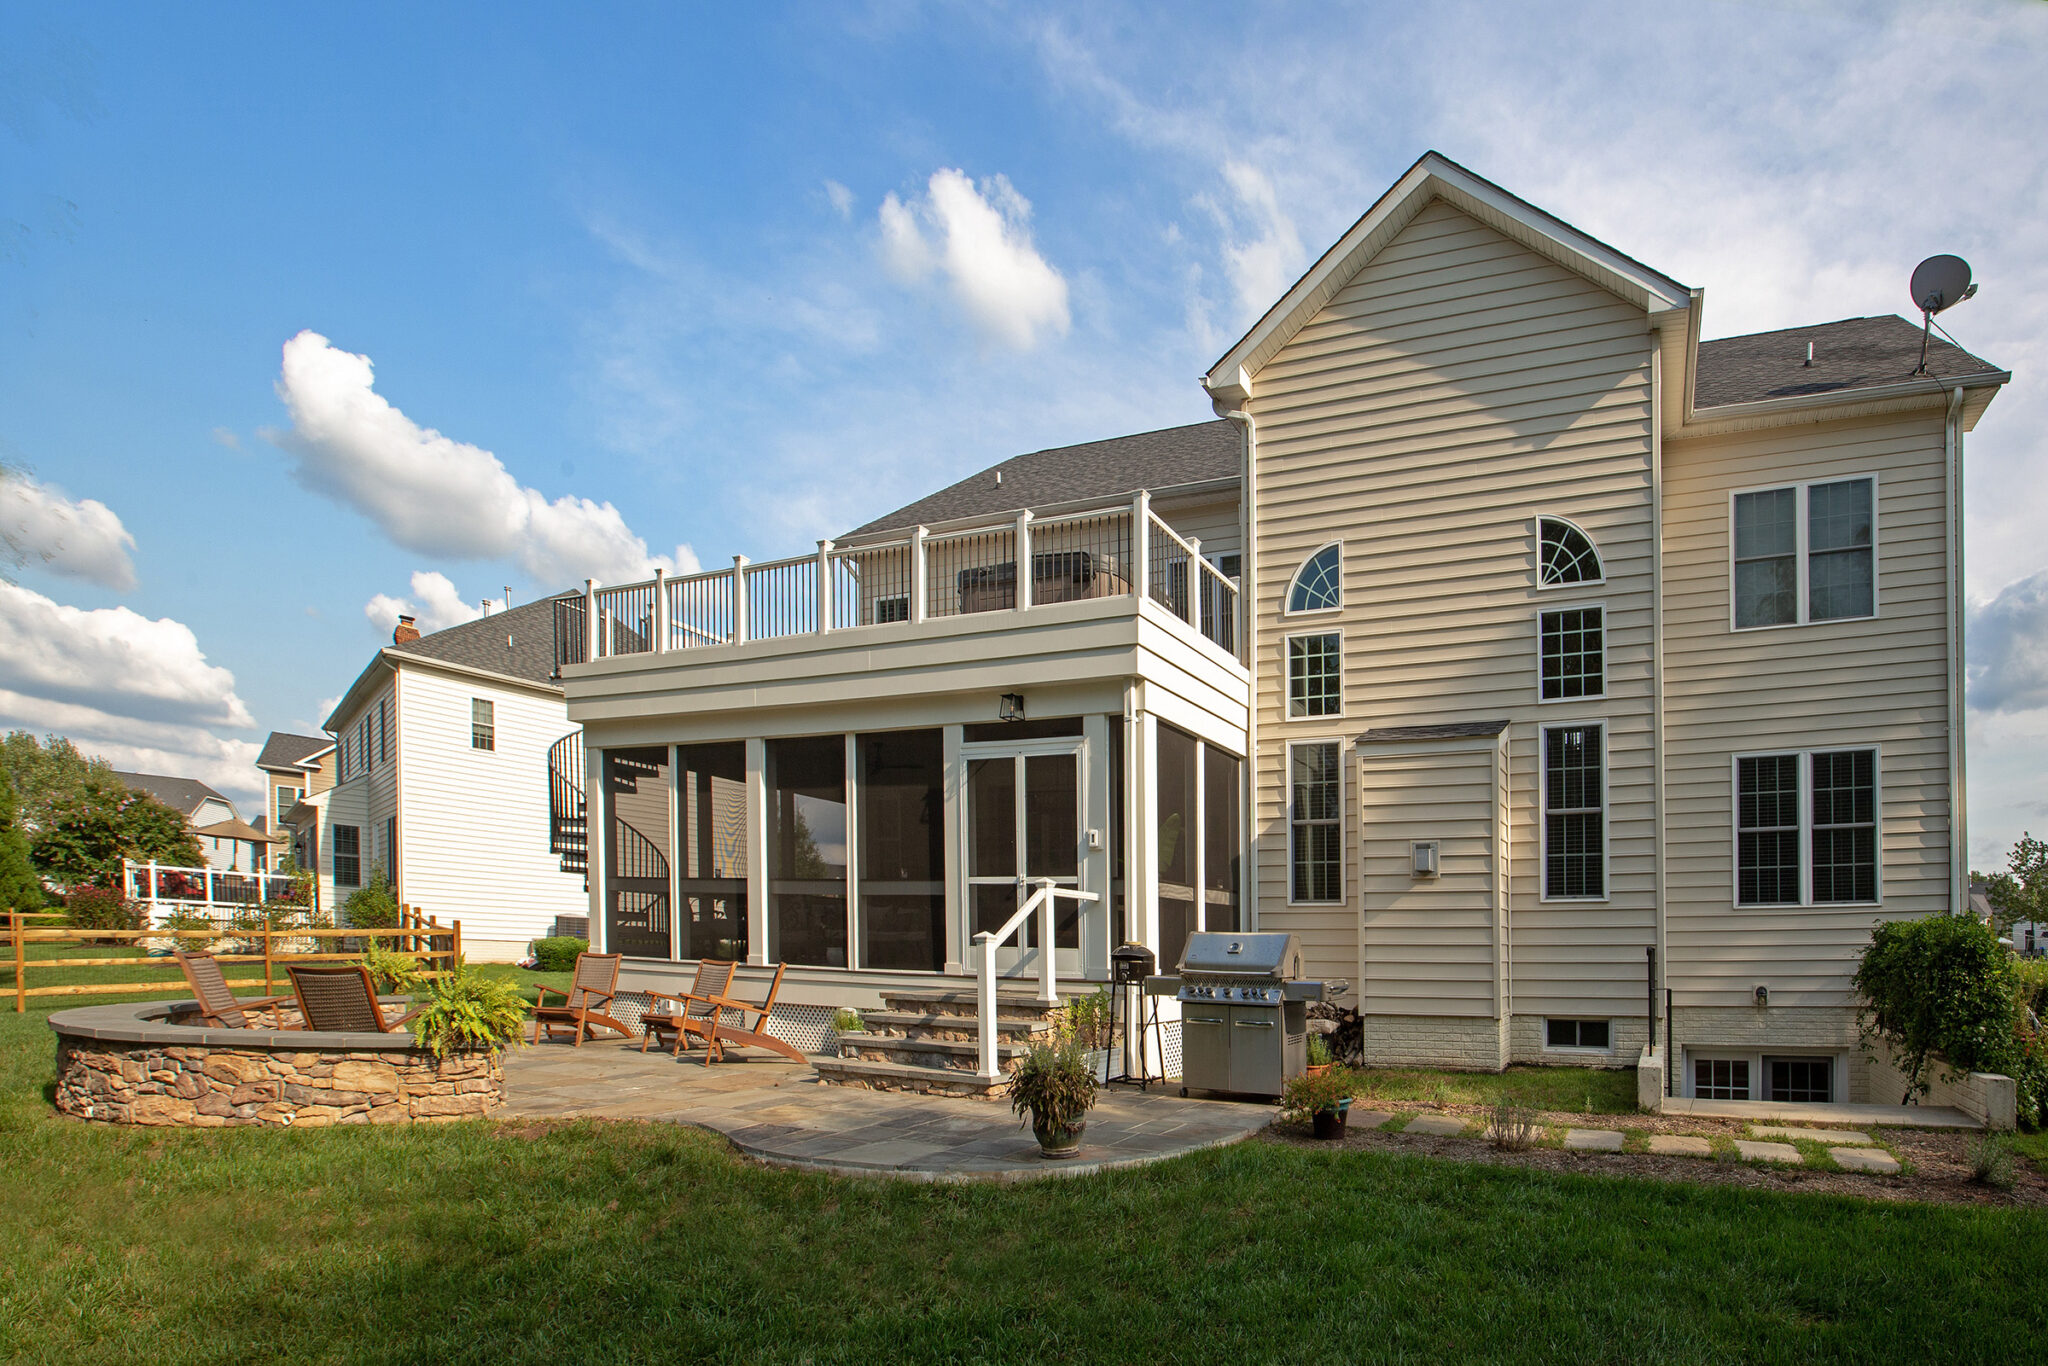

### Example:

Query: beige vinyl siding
xmin=1248 ymin=196 xmax=1657 ymax=1010
xmin=394 ymin=667 xmax=588 ymax=950
xmin=1662 ymin=411 xmax=1953 ymax=1008
xmin=1158 ymin=496 xmax=1242 ymax=561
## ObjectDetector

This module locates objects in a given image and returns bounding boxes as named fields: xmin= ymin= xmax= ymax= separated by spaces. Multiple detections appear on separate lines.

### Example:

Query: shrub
xmin=1307 ymin=1033 xmax=1335 ymax=1068
xmin=408 ymin=963 xmax=528 ymax=1058
xmin=1009 ymin=1037 xmax=1099 ymax=1137
xmin=342 ymin=867 xmax=399 ymax=930
xmin=360 ymin=939 xmax=427 ymax=994
xmin=1487 ymin=1101 xmax=1539 ymax=1151
xmin=528 ymin=936 xmax=588 ymax=973
xmin=1856 ymin=913 xmax=2048 ymax=1126
xmin=1968 ymin=1133 xmax=2016 ymax=1189
xmin=1280 ymin=1066 xmax=1355 ymax=1123
xmin=64 ymin=884 xmax=140 ymax=933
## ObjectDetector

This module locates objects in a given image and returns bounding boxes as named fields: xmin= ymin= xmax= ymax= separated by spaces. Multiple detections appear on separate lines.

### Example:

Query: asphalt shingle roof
xmin=389 ymin=594 xmax=574 ymax=687
xmin=845 ymin=420 xmax=1240 ymax=539
xmin=113 ymin=771 xmax=230 ymax=818
xmin=255 ymin=732 xmax=329 ymax=771
xmin=1694 ymin=314 xmax=2003 ymax=409
xmin=1356 ymin=721 xmax=1512 ymax=744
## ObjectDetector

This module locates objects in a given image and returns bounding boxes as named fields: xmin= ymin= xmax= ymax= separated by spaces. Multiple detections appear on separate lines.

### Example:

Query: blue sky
xmin=4 ymin=1 xmax=2047 ymax=871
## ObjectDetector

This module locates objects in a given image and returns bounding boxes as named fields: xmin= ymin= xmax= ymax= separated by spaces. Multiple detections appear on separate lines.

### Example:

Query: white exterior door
xmin=964 ymin=738 xmax=1090 ymax=979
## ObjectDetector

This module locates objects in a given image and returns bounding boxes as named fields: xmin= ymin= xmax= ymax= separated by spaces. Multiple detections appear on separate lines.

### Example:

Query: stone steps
xmin=808 ymin=1055 xmax=1008 ymax=1099
xmin=878 ymin=987 xmax=1061 ymax=1021
xmin=833 ymin=1031 xmax=1030 ymax=1074
xmin=857 ymin=1009 xmax=1054 ymax=1043
xmin=812 ymin=986 xmax=1067 ymax=1097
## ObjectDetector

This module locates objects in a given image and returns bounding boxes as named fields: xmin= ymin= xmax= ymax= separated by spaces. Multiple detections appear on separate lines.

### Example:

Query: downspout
xmin=1944 ymin=383 xmax=1968 ymax=913
xmin=1650 ymin=346 xmax=1669 ymax=1079
xmin=1218 ymin=401 xmax=1257 ymax=931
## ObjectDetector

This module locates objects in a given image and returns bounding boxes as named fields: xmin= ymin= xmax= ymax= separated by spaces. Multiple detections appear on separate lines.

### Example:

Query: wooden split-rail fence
xmin=6 ymin=904 xmax=461 ymax=1012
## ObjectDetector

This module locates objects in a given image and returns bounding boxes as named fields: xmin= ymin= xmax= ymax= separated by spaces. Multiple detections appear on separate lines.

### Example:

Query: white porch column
xmin=942 ymin=722 xmax=966 ymax=974
xmin=1015 ymin=509 xmax=1034 ymax=611
xmin=911 ymin=525 xmax=930 ymax=623
xmin=1082 ymin=713 xmax=1114 ymax=979
xmin=1188 ymin=536 xmax=1204 ymax=638
xmin=1132 ymin=490 xmax=1152 ymax=601
xmin=731 ymin=556 xmax=750 ymax=645
xmin=843 ymin=732 xmax=860 ymax=969
xmin=583 ymin=579 xmax=599 ymax=661
xmin=816 ymin=540 xmax=834 ymax=634
xmin=745 ymin=737 xmax=769 ymax=966
xmin=652 ymin=568 xmax=669 ymax=653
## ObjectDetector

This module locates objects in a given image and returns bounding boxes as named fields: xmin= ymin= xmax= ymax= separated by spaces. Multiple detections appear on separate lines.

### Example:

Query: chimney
xmin=393 ymin=614 xmax=420 ymax=645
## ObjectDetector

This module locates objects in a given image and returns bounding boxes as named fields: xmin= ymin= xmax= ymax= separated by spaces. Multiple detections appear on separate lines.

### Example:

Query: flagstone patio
xmin=501 ymin=1038 xmax=1273 ymax=1181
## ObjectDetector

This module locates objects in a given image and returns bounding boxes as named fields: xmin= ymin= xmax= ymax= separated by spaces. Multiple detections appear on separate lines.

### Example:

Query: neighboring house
xmin=551 ymin=151 xmax=2008 ymax=1106
xmin=255 ymin=731 xmax=335 ymax=890
xmin=113 ymin=771 xmax=276 ymax=872
xmin=319 ymin=602 xmax=589 ymax=960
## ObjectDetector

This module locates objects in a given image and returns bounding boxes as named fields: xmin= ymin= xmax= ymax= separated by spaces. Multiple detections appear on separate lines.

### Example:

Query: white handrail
xmin=971 ymin=878 xmax=1101 ymax=1080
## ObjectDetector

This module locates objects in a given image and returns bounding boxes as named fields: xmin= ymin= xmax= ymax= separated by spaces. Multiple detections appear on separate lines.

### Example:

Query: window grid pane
xmin=471 ymin=697 xmax=496 ymax=751
xmin=1539 ymin=607 xmax=1604 ymax=700
xmin=1694 ymin=1059 xmax=1750 ymax=1101
xmin=1543 ymin=726 xmax=1603 ymax=898
xmin=1538 ymin=519 xmax=1603 ymax=585
xmin=1737 ymin=755 xmax=1801 ymax=905
xmin=1807 ymin=476 xmax=1876 ymax=622
xmin=1289 ymin=743 xmax=1341 ymax=903
xmin=1287 ymin=545 xmax=1342 ymax=613
xmin=1734 ymin=487 xmax=1798 ymax=628
xmin=1287 ymin=633 xmax=1342 ymax=717
xmin=1811 ymin=750 xmax=1877 ymax=902
xmin=1767 ymin=1058 xmax=1832 ymax=1104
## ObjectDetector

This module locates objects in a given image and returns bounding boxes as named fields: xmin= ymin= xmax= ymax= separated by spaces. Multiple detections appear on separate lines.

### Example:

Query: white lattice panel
xmin=764 ymin=1003 xmax=841 ymax=1056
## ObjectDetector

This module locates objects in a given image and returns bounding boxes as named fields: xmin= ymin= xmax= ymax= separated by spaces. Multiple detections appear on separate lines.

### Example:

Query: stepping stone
xmin=1830 ymin=1146 xmax=1900 ymax=1174
xmin=1734 ymin=1140 xmax=1803 ymax=1164
xmin=1563 ymin=1128 xmax=1624 ymax=1152
xmin=1348 ymin=1110 xmax=1395 ymax=1130
xmin=1647 ymin=1134 xmax=1713 ymax=1157
xmin=1403 ymin=1114 xmax=1470 ymax=1137
xmin=1754 ymin=1125 xmax=1872 ymax=1145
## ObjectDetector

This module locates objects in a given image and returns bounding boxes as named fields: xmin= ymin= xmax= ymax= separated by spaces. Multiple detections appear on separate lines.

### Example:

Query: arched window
xmin=1538 ymin=518 xmax=1603 ymax=587
xmin=1286 ymin=543 xmax=1343 ymax=614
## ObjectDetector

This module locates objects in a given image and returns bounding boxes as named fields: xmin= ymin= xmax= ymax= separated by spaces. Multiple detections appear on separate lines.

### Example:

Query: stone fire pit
xmin=48 ymin=999 xmax=504 ymax=1128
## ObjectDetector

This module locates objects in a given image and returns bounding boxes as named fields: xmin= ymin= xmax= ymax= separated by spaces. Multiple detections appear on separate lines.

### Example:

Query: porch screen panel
xmin=857 ymin=730 xmax=944 ymax=971
xmin=767 ymin=737 xmax=848 ymax=967
xmin=968 ymin=756 xmax=1018 ymax=943
xmin=604 ymin=747 xmax=672 ymax=958
xmin=678 ymin=742 xmax=748 ymax=961
xmin=1024 ymin=752 xmax=1080 ymax=948
xmin=1203 ymin=748 xmax=1241 ymax=933
xmin=1155 ymin=723 xmax=1198 ymax=973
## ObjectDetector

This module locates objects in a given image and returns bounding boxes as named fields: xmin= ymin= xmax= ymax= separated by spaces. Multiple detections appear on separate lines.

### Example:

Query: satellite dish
xmin=1910 ymin=254 xmax=1976 ymax=314
xmin=1909 ymin=254 xmax=1979 ymax=375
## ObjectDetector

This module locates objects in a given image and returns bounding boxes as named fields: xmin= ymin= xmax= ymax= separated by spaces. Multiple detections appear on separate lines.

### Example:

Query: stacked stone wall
xmin=55 ymin=1038 xmax=503 ymax=1128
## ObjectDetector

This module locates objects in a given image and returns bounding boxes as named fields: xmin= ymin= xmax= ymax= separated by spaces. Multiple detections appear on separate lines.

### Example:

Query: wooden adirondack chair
xmin=174 ymin=950 xmax=293 ymax=1029
xmin=639 ymin=959 xmax=736 ymax=1057
xmin=687 ymin=963 xmax=804 ymax=1065
xmin=285 ymin=963 xmax=425 ymax=1033
xmin=529 ymin=952 xmax=630 ymax=1046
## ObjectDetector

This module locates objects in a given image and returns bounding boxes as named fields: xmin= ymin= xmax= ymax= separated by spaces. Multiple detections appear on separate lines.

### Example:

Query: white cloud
xmin=0 ymin=470 xmax=137 ymax=591
xmin=1967 ymin=570 xmax=2048 ymax=715
xmin=268 ymin=331 xmax=701 ymax=587
xmin=363 ymin=570 xmax=503 ymax=636
xmin=0 ymin=581 xmax=261 ymax=808
xmin=1210 ymin=162 xmax=1306 ymax=327
xmin=824 ymin=179 xmax=855 ymax=219
xmin=210 ymin=426 xmax=240 ymax=450
xmin=875 ymin=169 xmax=1071 ymax=349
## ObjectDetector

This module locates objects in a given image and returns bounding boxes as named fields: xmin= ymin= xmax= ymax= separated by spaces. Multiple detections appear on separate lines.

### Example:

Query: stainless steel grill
xmin=1160 ymin=932 xmax=1324 ymax=1098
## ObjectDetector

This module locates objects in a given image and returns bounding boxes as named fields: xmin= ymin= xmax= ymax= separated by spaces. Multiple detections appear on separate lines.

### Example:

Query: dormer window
xmin=1538 ymin=518 xmax=1603 ymax=587
xmin=1285 ymin=543 xmax=1342 ymax=614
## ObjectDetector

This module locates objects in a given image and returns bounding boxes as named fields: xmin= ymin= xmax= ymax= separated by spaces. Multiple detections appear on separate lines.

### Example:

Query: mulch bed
xmin=1261 ymin=1101 xmax=2048 ymax=1208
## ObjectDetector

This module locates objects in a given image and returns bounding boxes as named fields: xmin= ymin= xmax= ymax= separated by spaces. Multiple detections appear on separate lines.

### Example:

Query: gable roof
xmin=1693 ymin=314 xmax=2005 ymax=409
xmin=255 ymin=732 xmax=330 ymax=772
xmin=845 ymin=421 xmax=1240 ymax=539
xmin=1206 ymin=151 xmax=1692 ymax=397
xmin=388 ymin=594 xmax=572 ymax=688
xmin=113 ymin=771 xmax=232 ymax=820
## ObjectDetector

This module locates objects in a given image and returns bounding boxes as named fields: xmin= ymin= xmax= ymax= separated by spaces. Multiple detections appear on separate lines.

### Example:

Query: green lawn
xmin=1350 ymin=1063 xmax=1639 ymax=1114
xmin=1 ymin=995 xmax=2044 ymax=1362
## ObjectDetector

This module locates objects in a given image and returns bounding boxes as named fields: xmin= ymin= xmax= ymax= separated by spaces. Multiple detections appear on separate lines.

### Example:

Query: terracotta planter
xmin=1306 ymin=1063 xmax=1333 ymax=1081
xmin=1034 ymin=1118 xmax=1086 ymax=1159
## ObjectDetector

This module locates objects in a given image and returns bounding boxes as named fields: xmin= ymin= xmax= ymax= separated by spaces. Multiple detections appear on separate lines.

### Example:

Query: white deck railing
xmin=123 ymin=860 xmax=301 ymax=914
xmin=973 ymin=878 xmax=1101 ymax=1080
xmin=553 ymin=490 xmax=1241 ymax=671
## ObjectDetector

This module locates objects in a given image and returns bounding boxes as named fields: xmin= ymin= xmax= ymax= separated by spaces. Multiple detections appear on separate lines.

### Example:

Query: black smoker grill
xmin=1168 ymin=932 xmax=1324 ymax=1098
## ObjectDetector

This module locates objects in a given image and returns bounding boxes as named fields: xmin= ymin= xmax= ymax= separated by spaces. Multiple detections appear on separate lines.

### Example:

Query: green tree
xmin=1981 ymin=834 xmax=2048 ymax=937
xmin=0 ymin=732 xmax=202 ymax=887
xmin=0 ymin=748 xmax=43 ymax=911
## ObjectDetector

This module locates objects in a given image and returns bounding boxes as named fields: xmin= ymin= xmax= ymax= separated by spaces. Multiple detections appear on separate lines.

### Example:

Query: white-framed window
xmin=1692 ymin=1056 xmax=1750 ymax=1100
xmin=472 ymin=698 xmax=496 ymax=752
xmin=1765 ymin=1056 xmax=1833 ymax=1103
xmin=1689 ymin=1053 xmax=1836 ymax=1103
xmin=332 ymin=824 xmax=360 ymax=888
xmin=1285 ymin=543 xmax=1343 ymax=615
xmin=274 ymin=786 xmax=300 ymax=825
xmin=1287 ymin=739 xmax=1343 ymax=905
xmin=1730 ymin=475 xmax=1876 ymax=629
xmin=1537 ymin=516 xmax=1604 ymax=588
xmin=1733 ymin=747 xmax=1880 ymax=907
xmin=1540 ymin=722 xmax=1606 ymax=901
xmin=1285 ymin=631 xmax=1342 ymax=719
xmin=1537 ymin=604 xmax=1604 ymax=702
xmin=1545 ymin=1019 xmax=1611 ymax=1050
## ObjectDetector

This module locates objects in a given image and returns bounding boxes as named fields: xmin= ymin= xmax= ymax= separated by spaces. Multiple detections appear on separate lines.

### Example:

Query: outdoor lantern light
xmin=999 ymin=692 xmax=1026 ymax=721
xmin=1754 ymin=985 xmax=1770 ymax=1007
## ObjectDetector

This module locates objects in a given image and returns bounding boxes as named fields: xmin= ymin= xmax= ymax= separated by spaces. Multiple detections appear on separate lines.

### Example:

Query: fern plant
xmin=359 ymin=939 xmax=427 ymax=994
xmin=408 ymin=965 xmax=528 ymax=1058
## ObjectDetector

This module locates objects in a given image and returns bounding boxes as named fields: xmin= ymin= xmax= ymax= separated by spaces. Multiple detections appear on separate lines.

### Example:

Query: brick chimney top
xmin=393 ymin=614 xmax=420 ymax=645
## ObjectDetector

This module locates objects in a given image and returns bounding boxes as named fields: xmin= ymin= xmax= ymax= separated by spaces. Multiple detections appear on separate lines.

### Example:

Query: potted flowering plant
xmin=1009 ymin=1036 xmax=1100 ymax=1158
xmin=1282 ymin=1066 xmax=1355 ymax=1140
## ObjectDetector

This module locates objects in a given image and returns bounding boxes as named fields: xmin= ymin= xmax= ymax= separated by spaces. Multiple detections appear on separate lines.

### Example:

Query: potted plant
xmin=1282 ymin=1066 xmax=1355 ymax=1140
xmin=1009 ymin=1036 xmax=1100 ymax=1158
xmin=406 ymin=963 xmax=529 ymax=1058
xmin=1305 ymin=1033 xmax=1335 ymax=1079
